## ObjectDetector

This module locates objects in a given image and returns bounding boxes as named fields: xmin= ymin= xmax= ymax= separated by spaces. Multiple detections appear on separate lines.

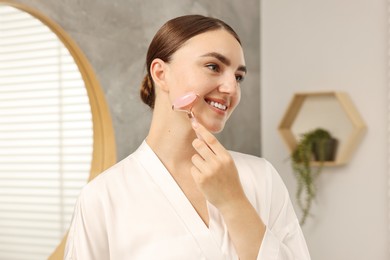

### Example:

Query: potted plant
xmin=291 ymin=128 xmax=338 ymax=225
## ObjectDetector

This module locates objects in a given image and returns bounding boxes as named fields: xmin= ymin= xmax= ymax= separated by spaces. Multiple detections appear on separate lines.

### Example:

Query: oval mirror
xmin=0 ymin=1 xmax=116 ymax=259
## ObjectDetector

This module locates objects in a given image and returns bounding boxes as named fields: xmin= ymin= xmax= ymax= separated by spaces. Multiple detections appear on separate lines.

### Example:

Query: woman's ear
xmin=150 ymin=58 xmax=169 ymax=93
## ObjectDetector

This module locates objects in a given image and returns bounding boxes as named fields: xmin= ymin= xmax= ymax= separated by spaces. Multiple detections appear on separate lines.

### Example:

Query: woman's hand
xmin=190 ymin=122 xmax=246 ymax=211
xmin=191 ymin=121 xmax=265 ymax=260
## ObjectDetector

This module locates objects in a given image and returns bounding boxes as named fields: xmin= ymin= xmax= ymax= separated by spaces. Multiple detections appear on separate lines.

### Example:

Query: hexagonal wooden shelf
xmin=278 ymin=91 xmax=366 ymax=166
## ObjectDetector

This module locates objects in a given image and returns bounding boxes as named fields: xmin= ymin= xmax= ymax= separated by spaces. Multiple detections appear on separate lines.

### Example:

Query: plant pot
xmin=312 ymin=138 xmax=338 ymax=161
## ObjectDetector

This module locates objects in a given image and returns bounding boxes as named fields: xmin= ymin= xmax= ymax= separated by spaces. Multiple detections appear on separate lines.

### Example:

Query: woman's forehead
xmin=173 ymin=29 xmax=245 ymax=64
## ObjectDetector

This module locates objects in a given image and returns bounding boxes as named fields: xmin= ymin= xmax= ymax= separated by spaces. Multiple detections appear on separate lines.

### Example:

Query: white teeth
xmin=209 ymin=101 xmax=227 ymax=111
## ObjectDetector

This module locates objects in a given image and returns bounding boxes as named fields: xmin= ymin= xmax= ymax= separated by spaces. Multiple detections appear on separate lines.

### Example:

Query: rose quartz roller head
xmin=172 ymin=92 xmax=201 ymax=138
xmin=172 ymin=92 xmax=199 ymax=120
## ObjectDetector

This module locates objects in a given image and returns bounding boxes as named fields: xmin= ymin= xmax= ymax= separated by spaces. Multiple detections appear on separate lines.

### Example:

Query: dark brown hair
xmin=140 ymin=15 xmax=241 ymax=108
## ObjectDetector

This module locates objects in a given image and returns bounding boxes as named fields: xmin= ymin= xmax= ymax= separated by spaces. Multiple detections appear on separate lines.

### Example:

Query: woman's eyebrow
xmin=201 ymin=52 xmax=247 ymax=73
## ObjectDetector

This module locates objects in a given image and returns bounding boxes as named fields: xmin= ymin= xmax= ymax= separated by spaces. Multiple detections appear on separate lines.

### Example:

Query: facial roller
xmin=172 ymin=92 xmax=201 ymax=138
xmin=172 ymin=92 xmax=199 ymax=119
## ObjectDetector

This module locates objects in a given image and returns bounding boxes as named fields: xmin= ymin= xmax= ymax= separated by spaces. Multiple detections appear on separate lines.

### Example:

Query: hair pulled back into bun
xmin=140 ymin=74 xmax=155 ymax=108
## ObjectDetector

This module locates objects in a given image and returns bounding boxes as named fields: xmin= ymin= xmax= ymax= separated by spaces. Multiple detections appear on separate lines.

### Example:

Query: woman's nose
xmin=218 ymin=73 xmax=238 ymax=94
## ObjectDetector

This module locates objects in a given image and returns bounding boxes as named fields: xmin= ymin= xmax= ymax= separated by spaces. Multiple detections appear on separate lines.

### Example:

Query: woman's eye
xmin=236 ymin=75 xmax=245 ymax=83
xmin=206 ymin=64 xmax=219 ymax=72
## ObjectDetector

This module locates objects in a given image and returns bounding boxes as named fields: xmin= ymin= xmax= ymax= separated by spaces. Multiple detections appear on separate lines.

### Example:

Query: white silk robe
xmin=64 ymin=141 xmax=311 ymax=259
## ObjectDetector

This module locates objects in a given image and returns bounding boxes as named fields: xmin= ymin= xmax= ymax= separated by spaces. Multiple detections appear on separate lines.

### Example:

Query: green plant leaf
xmin=290 ymin=128 xmax=335 ymax=225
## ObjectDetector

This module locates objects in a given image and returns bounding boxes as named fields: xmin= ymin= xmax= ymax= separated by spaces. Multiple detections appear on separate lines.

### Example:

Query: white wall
xmin=260 ymin=1 xmax=388 ymax=259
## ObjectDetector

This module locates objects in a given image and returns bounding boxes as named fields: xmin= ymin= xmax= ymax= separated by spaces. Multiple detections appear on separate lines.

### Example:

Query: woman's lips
xmin=204 ymin=98 xmax=228 ymax=111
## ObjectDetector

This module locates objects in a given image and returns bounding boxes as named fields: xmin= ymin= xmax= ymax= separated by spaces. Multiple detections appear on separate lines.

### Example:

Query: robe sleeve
xmin=64 ymin=185 xmax=109 ymax=260
xmin=257 ymin=160 xmax=311 ymax=260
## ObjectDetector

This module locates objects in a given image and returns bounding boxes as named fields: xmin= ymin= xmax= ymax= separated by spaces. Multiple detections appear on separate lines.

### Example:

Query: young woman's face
xmin=166 ymin=29 xmax=246 ymax=133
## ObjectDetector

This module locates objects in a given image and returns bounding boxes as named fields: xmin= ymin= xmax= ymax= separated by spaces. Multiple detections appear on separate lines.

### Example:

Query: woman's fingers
xmin=190 ymin=121 xmax=245 ymax=208
xmin=192 ymin=138 xmax=214 ymax=162
xmin=191 ymin=121 xmax=224 ymax=156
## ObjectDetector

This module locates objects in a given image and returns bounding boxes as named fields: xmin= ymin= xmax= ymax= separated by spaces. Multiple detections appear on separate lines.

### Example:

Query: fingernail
xmin=191 ymin=118 xmax=199 ymax=129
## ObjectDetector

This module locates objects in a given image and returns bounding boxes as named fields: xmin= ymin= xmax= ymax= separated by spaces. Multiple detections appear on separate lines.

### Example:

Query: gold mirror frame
xmin=0 ymin=1 xmax=117 ymax=259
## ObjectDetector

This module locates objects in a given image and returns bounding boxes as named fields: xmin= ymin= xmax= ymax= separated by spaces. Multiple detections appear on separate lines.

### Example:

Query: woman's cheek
xmin=230 ymin=94 xmax=241 ymax=112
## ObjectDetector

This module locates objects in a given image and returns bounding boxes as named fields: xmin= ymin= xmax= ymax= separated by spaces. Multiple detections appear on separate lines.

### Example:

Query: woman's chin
xmin=197 ymin=116 xmax=227 ymax=133
xmin=206 ymin=122 xmax=225 ymax=134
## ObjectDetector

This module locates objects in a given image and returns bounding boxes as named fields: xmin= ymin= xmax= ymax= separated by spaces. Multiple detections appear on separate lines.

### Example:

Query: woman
xmin=65 ymin=15 xmax=311 ymax=260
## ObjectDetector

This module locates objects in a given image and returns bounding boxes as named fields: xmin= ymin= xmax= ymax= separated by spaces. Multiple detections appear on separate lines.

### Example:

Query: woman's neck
xmin=146 ymin=105 xmax=197 ymax=171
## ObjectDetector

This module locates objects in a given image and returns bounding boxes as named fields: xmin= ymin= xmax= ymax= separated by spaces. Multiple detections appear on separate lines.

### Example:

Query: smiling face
xmin=164 ymin=29 xmax=246 ymax=133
